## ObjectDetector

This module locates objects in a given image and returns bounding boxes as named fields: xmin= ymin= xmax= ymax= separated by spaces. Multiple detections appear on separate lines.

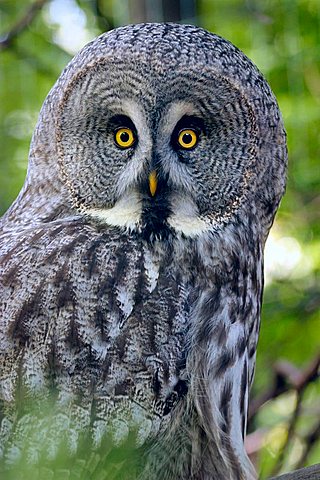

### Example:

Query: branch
xmin=247 ymin=355 xmax=320 ymax=477
xmin=270 ymin=390 xmax=303 ymax=476
xmin=249 ymin=354 xmax=320 ymax=421
xmin=295 ymin=419 xmax=320 ymax=470
xmin=0 ymin=0 xmax=48 ymax=51
xmin=270 ymin=463 xmax=320 ymax=479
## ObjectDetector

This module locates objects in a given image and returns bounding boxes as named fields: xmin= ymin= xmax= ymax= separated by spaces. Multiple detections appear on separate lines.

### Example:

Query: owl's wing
xmin=1 ymin=219 xmax=134 ymax=460
xmin=0 ymin=217 xmax=189 ymax=471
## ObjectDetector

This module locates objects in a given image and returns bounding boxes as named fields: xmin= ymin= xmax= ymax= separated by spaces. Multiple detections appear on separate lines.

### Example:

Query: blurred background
xmin=0 ymin=1 xmax=319 ymax=478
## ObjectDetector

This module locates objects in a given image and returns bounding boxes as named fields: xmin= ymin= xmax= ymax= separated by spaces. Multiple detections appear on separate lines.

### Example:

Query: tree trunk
xmin=128 ymin=0 xmax=196 ymax=23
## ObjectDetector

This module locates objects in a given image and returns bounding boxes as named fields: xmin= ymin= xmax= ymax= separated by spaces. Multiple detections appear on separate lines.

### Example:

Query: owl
xmin=0 ymin=23 xmax=287 ymax=480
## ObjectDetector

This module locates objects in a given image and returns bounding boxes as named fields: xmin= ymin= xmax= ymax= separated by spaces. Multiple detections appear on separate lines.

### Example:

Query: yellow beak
xmin=149 ymin=170 xmax=157 ymax=197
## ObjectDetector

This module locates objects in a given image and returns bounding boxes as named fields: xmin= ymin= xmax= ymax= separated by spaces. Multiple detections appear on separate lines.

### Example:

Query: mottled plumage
xmin=0 ymin=23 xmax=287 ymax=479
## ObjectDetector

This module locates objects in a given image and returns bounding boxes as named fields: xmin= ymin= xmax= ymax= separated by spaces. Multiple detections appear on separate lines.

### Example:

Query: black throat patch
xmin=140 ymin=174 xmax=174 ymax=243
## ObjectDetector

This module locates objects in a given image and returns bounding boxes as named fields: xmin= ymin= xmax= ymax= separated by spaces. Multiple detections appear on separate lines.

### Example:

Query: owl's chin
xmin=83 ymin=191 xmax=142 ymax=230
xmin=81 ymin=186 xmax=213 ymax=240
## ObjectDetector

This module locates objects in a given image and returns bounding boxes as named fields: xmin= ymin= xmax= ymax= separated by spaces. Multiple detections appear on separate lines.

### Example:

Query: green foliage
xmin=0 ymin=1 xmax=72 ymax=213
xmin=0 ymin=1 xmax=319 ymax=478
xmin=0 ymin=402 xmax=144 ymax=480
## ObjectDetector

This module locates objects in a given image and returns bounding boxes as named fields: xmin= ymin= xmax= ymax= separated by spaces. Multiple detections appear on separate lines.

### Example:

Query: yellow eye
xmin=177 ymin=129 xmax=198 ymax=149
xmin=115 ymin=128 xmax=135 ymax=148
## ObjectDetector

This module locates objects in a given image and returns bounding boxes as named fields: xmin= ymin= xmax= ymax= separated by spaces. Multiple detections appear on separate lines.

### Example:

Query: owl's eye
xmin=177 ymin=129 xmax=198 ymax=149
xmin=114 ymin=127 xmax=135 ymax=148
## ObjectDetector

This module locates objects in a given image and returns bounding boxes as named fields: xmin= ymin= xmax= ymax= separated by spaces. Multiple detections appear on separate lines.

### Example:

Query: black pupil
xmin=182 ymin=132 xmax=193 ymax=144
xmin=120 ymin=131 xmax=130 ymax=143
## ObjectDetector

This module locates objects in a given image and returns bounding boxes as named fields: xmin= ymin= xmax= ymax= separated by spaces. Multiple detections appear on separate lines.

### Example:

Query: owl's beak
xmin=149 ymin=170 xmax=158 ymax=197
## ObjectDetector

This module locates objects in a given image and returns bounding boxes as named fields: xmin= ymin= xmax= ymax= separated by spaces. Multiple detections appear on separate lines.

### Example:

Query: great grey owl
xmin=0 ymin=23 xmax=287 ymax=480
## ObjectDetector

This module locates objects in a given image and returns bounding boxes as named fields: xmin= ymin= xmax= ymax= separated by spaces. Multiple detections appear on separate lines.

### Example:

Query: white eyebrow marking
xmin=161 ymin=101 xmax=201 ymax=137
xmin=113 ymin=100 xmax=152 ymax=198
xmin=121 ymin=99 xmax=152 ymax=157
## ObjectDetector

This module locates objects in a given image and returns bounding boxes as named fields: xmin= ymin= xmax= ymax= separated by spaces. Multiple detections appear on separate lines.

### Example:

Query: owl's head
xmin=14 ymin=24 xmax=287 ymax=241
